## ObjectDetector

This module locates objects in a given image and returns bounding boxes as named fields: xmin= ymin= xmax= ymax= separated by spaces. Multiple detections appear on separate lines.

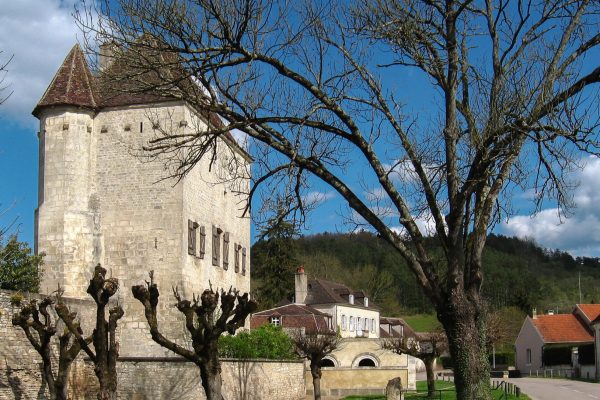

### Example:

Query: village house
xmin=515 ymin=304 xmax=600 ymax=381
xmin=251 ymin=267 xmax=417 ymax=396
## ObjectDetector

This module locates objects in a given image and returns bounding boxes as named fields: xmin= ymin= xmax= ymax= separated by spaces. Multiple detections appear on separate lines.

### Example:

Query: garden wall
xmin=0 ymin=290 xmax=305 ymax=400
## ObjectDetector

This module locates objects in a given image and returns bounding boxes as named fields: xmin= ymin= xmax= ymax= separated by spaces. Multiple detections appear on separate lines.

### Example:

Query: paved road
xmin=507 ymin=377 xmax=600 ymax=400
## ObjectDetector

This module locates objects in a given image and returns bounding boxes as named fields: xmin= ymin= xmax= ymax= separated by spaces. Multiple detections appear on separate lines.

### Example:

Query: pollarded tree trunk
xmin=309 ymin=361 xmax=322 ymax=400
xmin=199 ymin=342 xmax=223 ymax=400
xmin=423 ymin=355 xmax=435 ymax=398
xmin=439 ymin=294 xmax=491 ymax=400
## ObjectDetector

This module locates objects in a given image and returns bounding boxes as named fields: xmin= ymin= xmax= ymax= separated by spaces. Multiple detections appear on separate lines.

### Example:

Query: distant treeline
xmin=251 ymin=231 xmax=600 ymax=316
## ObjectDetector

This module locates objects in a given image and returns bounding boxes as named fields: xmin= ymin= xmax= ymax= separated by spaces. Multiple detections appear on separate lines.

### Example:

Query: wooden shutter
xmin=188 ymin=220 xmax=197 ymax=255
xmin=241 ymin=247 xmax=247 ymax=275
xmin=212 ymin=225 xmax=220 ymax=266
xmin=223 ymin=233 xmax=230 ymax=270
xmin=199 ymin=226 xmax=206 ymax=259
xmin=234 ymin=244 xmax=240 ymax=273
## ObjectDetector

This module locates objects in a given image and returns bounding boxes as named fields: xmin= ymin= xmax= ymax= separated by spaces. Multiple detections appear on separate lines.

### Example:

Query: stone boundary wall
xmin=306 ymin=367 xmax=410 ymax=399
xmin=0 ymin=290 xmax=305 ymax=400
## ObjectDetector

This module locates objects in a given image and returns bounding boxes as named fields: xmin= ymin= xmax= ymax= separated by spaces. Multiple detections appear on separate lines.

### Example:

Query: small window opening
xmin=320 ymin=359 xmax=335 ymax=367
xmin=358 ymin=358 xmax=376 ymax=367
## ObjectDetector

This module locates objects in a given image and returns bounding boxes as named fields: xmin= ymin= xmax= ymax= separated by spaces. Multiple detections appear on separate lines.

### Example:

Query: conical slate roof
xmin=33 ymin=44 xmax=98 ymax=117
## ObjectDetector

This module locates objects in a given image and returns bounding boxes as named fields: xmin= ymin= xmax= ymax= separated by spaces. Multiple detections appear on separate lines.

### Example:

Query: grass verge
xmin=341 ymin=380 xmax=530 ymax=400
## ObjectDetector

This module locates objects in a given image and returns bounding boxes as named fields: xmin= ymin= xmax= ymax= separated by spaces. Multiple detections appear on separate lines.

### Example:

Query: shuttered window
xmin=234 ymin=243 xmax=240 ymax=272
xmin=223 ymin=233 xmax=230 ymax=270
xmin=241 ymin=247 xmax=247 ymax=275
xmin=212 ymin=226 xmax=221 ymax=266
xmin=188 ymin=220 xmax=198 ymax=255
xmin=199 ymin=226 xmax=206 ymax=259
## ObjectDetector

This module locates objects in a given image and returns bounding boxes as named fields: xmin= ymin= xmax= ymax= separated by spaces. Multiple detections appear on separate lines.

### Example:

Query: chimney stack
xmin=295 ymin=266 xmax=307 ymax=304
xmin=99 ymin=41 xmax=117 ymax=72
xmin=532 ymin=308 xmax=537 ymax=319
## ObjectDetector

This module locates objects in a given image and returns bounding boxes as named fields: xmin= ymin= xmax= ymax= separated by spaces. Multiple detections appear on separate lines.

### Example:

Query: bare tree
xmin=78 ymin=1 xmax=600 ymax=398
xmin=131 ymin=271 xmax=257 ymax=400
xmin=383 ymin=331 xmax=447 ymax=397
xmin=290 ymin=330 xmax=339 ymax=400
xmin=12 ymin=293 xmax=89 ymax=400
xmin=0 ymin=50 xmax=12 ymax=106
xmin=56 ymin=264 xmax=123 ymax=400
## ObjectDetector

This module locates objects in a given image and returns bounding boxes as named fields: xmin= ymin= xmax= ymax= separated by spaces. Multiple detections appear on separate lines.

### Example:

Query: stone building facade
xmin=32 ymin=44 xmax=252 ymax=357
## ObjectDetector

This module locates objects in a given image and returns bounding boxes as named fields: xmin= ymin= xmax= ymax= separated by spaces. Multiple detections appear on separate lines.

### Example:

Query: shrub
xmin=10 ymin=292 xmax=24 ymax=306
xmin=219 ymin=324 xmax=296 ymax=360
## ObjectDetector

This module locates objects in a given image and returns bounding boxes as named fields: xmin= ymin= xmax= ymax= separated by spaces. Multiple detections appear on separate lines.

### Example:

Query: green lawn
xmin=341 ymin=380 xmax=530 ymax=400
xmin=402 ymin=314 xmax=442 ymax=332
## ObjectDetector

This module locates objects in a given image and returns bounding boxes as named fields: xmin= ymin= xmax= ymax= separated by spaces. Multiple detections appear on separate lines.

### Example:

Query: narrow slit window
xmin=140 ymin=122 xmax=143 ymax=133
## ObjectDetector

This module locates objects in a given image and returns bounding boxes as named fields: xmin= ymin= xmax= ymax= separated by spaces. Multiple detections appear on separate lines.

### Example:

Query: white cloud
xmin=501 ymin=156 xmax=600 ymax=256
xmin=303 ymin=191 xmax=336 ymax=205
xmin=0 ymin=0 xmax=81 ymax=125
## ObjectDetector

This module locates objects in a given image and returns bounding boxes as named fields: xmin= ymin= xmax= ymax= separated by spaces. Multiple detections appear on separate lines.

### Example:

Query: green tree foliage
xmin=0 ymin=235 xmax=43 ymax=292
xmin=252 ymin=222 xmax=299 ymax=310
xmin=218 ymin=324 xmax=296 ymax=360
xmin=252 ymin=232 xmax=600 ymax=316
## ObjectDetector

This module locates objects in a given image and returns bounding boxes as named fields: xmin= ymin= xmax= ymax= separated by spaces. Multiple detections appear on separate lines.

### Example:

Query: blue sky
xmin=1 ymin=0 xmax=600 ymax=256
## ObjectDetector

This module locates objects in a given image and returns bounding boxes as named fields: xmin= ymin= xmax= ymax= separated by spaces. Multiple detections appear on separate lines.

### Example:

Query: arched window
xmin=320 ymin=358 xmax=336 ymax=367
xmin=353 ymin=354 xmax=380 ymax=368
xmin=358 ymin=358 xmax=376 ymax=367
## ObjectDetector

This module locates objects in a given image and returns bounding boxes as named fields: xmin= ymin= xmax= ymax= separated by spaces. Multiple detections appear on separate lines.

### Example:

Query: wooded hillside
xmin=252 ymin=232 xmax=600 ymax=316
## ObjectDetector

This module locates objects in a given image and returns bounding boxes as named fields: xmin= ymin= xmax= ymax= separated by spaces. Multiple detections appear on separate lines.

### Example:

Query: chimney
xmin=99 ymin=41 xmax=117 ymax=72
xmin=295 ymin=266 xmax=307 ymax=304
xmin=349 ymin=294 xmax=354 ymax=305
xmin=364 ymin=297 xmax=369 ymax=308
xmin=532 ymin=308 xmax=537 ymax=319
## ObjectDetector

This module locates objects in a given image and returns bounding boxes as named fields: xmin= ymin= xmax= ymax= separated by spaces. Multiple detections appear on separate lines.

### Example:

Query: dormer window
xmin=270 ymin=316 xmax=281 ymax=326
xmin=349 ymin=294 xmax=354 ymax=305
xmin=364 ymin=297 xmax=369 ymax=307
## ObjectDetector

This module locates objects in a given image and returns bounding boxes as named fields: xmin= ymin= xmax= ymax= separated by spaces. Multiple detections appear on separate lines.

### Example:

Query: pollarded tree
xmin=78 ymin=1 xmax=600 ymax=398
xmin=383 ymin=330 xmax=447 ymax=398
xmin=12 ymin=293 xmax=89 ymax=400
xmin=131 ymin=271 xmax=257 ymax=400
xmin=56 ymin=264 xmax=124 ymax=400
xmin=290 ymin=330 xmax=339 ymax=400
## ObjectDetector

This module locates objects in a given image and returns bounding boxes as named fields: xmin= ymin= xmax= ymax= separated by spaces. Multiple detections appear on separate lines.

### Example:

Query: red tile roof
xmin=251 ymin=304 xmax=334 ymax=334
xmin=33 ymin=44 xmax=98 ymax=117
xmin=532 ymin=314 xmax=593 ymax=344
xmin=34 ymin=42 xmax=251 ymax=160
xmin=576 ymin=304 xmax=600 ymax=324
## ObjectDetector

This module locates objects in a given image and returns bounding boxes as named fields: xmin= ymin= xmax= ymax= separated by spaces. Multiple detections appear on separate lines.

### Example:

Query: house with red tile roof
xmin=515 ymin=304 xmax=600 ymax=380
xmin=250 ymin=267 xmax=418 ymax=393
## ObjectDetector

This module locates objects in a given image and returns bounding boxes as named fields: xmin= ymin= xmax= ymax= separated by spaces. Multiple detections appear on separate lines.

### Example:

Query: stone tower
xmin=33 ymin=44 xmax=251 ymax=356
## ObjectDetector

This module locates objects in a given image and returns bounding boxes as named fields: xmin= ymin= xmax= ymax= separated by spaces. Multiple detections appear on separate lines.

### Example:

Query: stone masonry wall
xmin=0 ymin=290 xmax=305 ymax=400
xmin=36 ymin=102 xmax=252 ymax=358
